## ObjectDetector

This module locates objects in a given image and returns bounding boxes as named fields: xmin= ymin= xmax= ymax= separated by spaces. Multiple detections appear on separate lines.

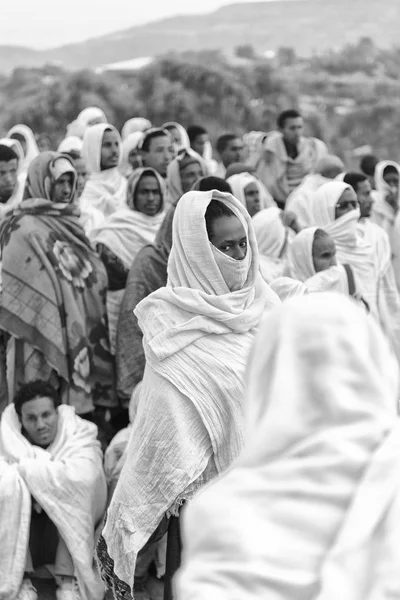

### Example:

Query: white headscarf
xmin=287 ymin=226 xmax=319 ymax=281
xmin=270 ymin=276 xmax=309 ymax=301
xmin=121 ymin=117 xmax=151 ymax=140
xmin=7 ymin=124 xmax=39 ymax=173
xmin=77 ymin=106 xmax=107 ymax=128
xmin=119 ymin=131 xmax=144 ymax=177
xmin=227 ymin=172 xmax=276 ymax=212
xmin=57 ymin=136 xmax=83 ymax=154
xmin=162 ymin=121 xmax=190 ymax=152
xmin=177 ymin=293 xmax=400 ymax=600
xmin=371 ymin=160 xmax=400 ymax=227
xmin=80 ymin=123 xmax=127 ymax=217
xmin=252 ymin=207 xmax=289 ymax=283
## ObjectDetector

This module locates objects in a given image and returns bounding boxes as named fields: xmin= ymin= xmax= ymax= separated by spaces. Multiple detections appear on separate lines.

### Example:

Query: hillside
xmin=1 ymin=0 xmax=399 ymax=73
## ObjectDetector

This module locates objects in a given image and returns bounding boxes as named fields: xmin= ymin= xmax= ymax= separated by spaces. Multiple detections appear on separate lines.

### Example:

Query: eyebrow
xmin=219 ymin=236 xmax=247 ymax=244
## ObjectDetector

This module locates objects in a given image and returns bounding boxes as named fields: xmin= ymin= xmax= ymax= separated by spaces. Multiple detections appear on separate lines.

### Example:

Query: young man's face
xmin=20 ymin=396 xmax=59 ymax=448
xmin=221 ymin=138 xmax=244 ymax=168
xmin=143 ymin=135 xmax=175 ymax=177
xmin=191 ymin=134 xmax=208 ymax=157
xmin=0 ymin=159 xmax=18 ymax=202
xmin=356 ymin=180 xmax=373 ymax=218
xmin=281 ymin=117 xmax=304 ymax=146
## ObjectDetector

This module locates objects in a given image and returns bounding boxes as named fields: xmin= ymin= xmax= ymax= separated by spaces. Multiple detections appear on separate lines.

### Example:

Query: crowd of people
xmin=1 ymin=106 xmax=400 ymax=600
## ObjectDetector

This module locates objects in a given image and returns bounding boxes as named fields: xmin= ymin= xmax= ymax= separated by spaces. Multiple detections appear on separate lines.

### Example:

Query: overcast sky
xmin=3 ymin=0 xmax=272 ymax=49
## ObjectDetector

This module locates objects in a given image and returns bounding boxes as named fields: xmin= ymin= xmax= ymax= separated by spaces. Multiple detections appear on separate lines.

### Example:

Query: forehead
xmin=20 ymin=396 xmax=56 ymax=415
xmin=313 ymin=234 xmax=335 ymax=253
xmin=383 ymin=170 xmax=399 ymax=181
xmin=102 ymin=130 xmax=119 ymax=143
xmin=74 ymin=158 xmax=86 ymax=170
xmin=0 ymin=159 xmax=18 ymax=170
xmin=244 ymin=181 xmax=258 ymax=193
xmin=148 ymin=134 xmax=171 ymax=151
xmin=284 ymin=117 xmax=303 ymax=128
xmin=137 ymin=174 xmax=159 ymax=189
xmin=181 ymin=161 xmax=202 ymax=174
xmin=339 ymin=188 xmax=357 ymax=201
xmin=227 ymin=138 xmax=243 ymax=149
xmin=212 ymin=214 xmax=246 ymax=240
xmin=357 ymin=179 xmax=371 ymax=192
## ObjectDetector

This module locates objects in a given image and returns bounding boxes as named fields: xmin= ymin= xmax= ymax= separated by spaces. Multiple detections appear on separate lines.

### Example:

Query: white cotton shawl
xmin=0 ymin=405 xmax=107 ymax=600
xmin=287 ymin=226 xmax=318 ymax=281
xmin=121 ymin=117 xmax=151 ymax=140
xmin=308 ymin=182 xmax=378 ymax=314
xmin=7 ymin=124 xmax=39 ymax=173
xmin=252 ymin=207 xmax=289 ymax=283
xmin=177 ymin=293 xmax=400 ymax=600
xmin=57 ymin=136 xmax=83 ymax=154
xmin=101 ymin=190 xmax=280 ymax=593
xmin=227 ymin=172 xmax=276 ymax=212
xmin=77 ymin=106 xmax=107 ymax=128
xmin=167 ymin=148 xmax=207 ymax=206
xmin=80 ymin=123 xmax=127 ymax=217
xmin=119 ymin=132 xmax=144 ymax=177
xmin=371 ymin=160 xmax=400 ymax=236
xmin=163 ymin=121 xmax=190 ymax=152
xmin=270 ymin=276 xmax=309 ymax=300
xmin=285 ymin=173 xmax=331 ymax=228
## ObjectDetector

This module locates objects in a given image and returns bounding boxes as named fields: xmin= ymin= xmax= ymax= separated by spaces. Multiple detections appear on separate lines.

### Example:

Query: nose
xmin=330 ymin=255 xmax=337 ymax=267
xmin=147 ymin=191 xmax=155 ymax=200
xmin=36 ymin=417 xmax=46 ymax=429
xmin=232 ymin=245 xmax=246 ymax=260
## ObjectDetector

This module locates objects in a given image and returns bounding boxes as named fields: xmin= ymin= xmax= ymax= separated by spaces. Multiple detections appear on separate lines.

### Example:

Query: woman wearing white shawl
xmin=227 ymin=172 xmax=276 ymax=216
xmin=121 ymin=117 xmax=152 ymax=140
xmin=119 ymin=131 xmax=144 ymax=177
xmin=163 ymin=121 xmax=190 ymax=152
xmin=80 ymin=123 xmax=127 ymax=218
xmin=176 ymin=293 xmax=400 ymax=600
xmin=167 ymin=148 xmax=208 ymax=206
xmin=371 ymin=160 xmax=400 ymax=238
xmin=0 ymin=400 xmax=107 ymax=600
xmin=270 ymin=277 xmax=309 ymax=300
xmin=97 ymin=189 xmax=280 ymax=599
xmin=91 ymin=167 xmax=166 ymax=353
xmin=66 ymin=107 xmax=108 ymax=139
xmin=7 ymin=124 xmax=39 ymax=174
xmin=252 ymin=207 xmax=291 ymax=283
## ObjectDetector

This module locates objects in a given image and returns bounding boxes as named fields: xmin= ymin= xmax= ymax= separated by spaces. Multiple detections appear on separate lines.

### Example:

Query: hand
xmin=282 ymin=210 xmax=302 ymax=233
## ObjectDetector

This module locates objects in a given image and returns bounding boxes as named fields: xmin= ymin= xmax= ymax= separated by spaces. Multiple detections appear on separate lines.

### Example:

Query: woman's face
xmin=210 ymin=215 xmax=247 ymax=260
xmin=334 ymin=188 xmax=358 ymax=220
xmin=52 ymin=173 xmax=74 ymax=203
xmin=74 ymin=158 xmax=89 ymax=198
xmin=181 ymin=162 xmax=203 ymax=193
xmin=168 ymin=127 xmax=181 ymax=146
xmin=128 ymin=149 xmax=142 ymax=170
xmin=244 ymin=182 xmax=260 ymax=217
xmin=383 ymin=170 xmax=399 ymax=190
xmin=134 ymin=174 xmax=162 ymax=216
xmin=312 ymin=233 xmax=337 ymax=272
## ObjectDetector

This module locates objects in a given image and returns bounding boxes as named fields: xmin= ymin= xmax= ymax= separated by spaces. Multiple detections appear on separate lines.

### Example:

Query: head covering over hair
xmin=371 ymin=160 xmax=400 ymax=227
xmin=80 ymin=123 xmax=127 ymax=217
xmin=120 ymin=132 xmax=144 ymax=177
xmin=57 ymin=136 xmax=83 ymax=154
xmin=227 ymin=172 xmax=276 ymax=212
xmin=7 ymin=124 xmax=39 ymax=173
xmin=23 ymin=151 xmax=77 ymax=203
xmin=162 ymin=121 xmax=190 ymax=152
xmin=287 ymin=226 xmax=319 ymax=282
xmin=125 ymin=167 xmax=165 ymax=213
xmin=252 ymin=207 xmax=290 ymax=283
xmin=77 ymin=106 xmax=107 ymax=129
xmin=314 ymin=155 xmax=344 ymax=178
xmin=0 ymin=137 xmax=24 ymax=169
xmin=177 ymin=293 xmax=400 ymax=600
xmin=167 ymin=148 xmax=207 ymax=206
xmin=121 ymin=117 xmax=152 ymax=140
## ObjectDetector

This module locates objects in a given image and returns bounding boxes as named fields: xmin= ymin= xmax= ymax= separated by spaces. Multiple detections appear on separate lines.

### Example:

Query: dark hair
xmin=277 ymin=109 xmax=302 ymax=129
xmin=359 ymin=154 xmax=379 ymax=177
xmin=187 ymin=125 xmax=208 ymax=143
xmin=216 ymin=134 xmax=238 ymax=155
xmin=194 ymin=176 xmax=232 ymax=193
xmin=205 ymin=199 xmax=235 ymax=240
xmin=63 ymin=149 xmax=81 ymax=161
xmin=383 ymin=165 xmax=399 ymax=177
xmin=14 ymin=380 xmax=60 ymax=417
xmin=141 ymin=128 xmax=170 ymax=153
xmin=343 ymin=172 xmax=368 ymax=192
xmin=0 ymin=144 xmax=18 ymax=163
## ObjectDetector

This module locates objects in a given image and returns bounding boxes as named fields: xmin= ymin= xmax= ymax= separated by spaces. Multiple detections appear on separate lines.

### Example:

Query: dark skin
xmin=209 ymin=215 xmax=247 ymax=260
xmin=334 ymin=188 xmax=358 ymax=220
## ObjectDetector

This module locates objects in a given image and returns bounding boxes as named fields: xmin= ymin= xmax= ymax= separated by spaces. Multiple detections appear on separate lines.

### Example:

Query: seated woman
xmin=176 ymin=293 xmax=400 ymax=600
xmin=0 ymin=380 xmax=107 ymax=600
xmin=97 ymin=188 xmax=280 ymax=599
xmin=167 ymin=149 xmax=207 ymax=206
xmin=0 ymin=151 xmax=115 ymax=415
xmin=227 ymin=172 xmax=276 ymax=217
xmin=91 ymin=167 xmax=166 ymax=354
xmin=252 ymin=207 xmax=294 ymax=283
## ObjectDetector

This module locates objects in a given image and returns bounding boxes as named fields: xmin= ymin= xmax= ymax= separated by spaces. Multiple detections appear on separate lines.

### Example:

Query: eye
xmin=239 ymin=241 xmax=247 ymax=248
